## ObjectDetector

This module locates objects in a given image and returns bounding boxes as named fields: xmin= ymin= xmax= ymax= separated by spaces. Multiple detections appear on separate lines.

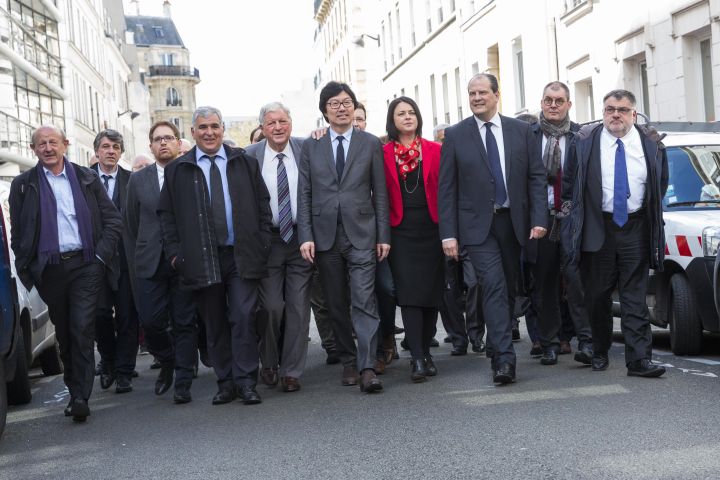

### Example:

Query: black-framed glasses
xmin=152 ymin=135 xmax=177 ymax=144
xmin=326 ymin=99 xmax=354 ymax=110
xmin=542 ymin=97 xmax=566 ymax=107
xmin=603 ymin=106 xmax=634 ymax=115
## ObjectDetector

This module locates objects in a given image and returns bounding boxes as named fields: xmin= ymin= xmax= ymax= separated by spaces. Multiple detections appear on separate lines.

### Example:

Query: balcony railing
xmin=146 ymin=65 xmax=200 ymax=78
xmin=0 ymin=111 xmax=35 ymax=164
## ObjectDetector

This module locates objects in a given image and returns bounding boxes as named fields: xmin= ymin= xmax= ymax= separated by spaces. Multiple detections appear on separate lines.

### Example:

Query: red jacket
xmin=383 ymin=137 xmax=441 ymax=227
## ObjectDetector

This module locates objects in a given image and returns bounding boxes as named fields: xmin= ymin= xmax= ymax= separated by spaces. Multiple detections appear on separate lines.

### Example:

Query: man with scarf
xmin=9 ymin=125 xmax=123 ymax=422
xmin=527 ymin=82 xmax=593 ymax=367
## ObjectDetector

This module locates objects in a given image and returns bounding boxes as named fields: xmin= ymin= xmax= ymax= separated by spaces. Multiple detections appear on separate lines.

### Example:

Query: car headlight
xmin=702 ymin=226 xmax=720 ymax=256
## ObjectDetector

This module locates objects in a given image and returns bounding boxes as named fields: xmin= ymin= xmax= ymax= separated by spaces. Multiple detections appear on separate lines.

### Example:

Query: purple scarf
xmin=37 ymin=158 xmax=95 ymax=264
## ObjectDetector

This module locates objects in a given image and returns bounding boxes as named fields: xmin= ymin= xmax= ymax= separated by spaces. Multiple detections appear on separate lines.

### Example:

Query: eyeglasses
xmin=152 ymin=135 xmax=177 ymax=144
xmin=542 ymin=97 xmax=567 ymax=107
xmin=603 ymin=106 xmax=634 ymax=115
xmin=326 ymin=99 xmax=354 ymax=110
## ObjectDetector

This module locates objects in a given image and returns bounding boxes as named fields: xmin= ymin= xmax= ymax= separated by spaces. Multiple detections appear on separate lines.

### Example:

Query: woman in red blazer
xmin=383 ymin=96 xmax=444 ymax=383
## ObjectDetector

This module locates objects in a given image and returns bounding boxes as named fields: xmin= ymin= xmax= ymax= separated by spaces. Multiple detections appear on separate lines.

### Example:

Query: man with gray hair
xmin=158 ymin=106 xmax=273 ymax=404
xmin=433 ymin=123 xmax=450 ymax=143
xmin=244 ymin=102 xmax=311 ymax=392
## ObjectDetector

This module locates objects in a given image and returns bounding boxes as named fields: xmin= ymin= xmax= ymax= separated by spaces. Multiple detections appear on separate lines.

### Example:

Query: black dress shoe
xmin=429 ymin=338 xmax=440 ymax=347
xmin=471 ymin=340 xmax=486 ymax=353
xmin=512 ymin=327 xmax=521 ymax=341
xmin=238 ymin=385 xmax=262 ymax=404
xmin=150 ymin=357 xmax=161 ymax=369
xmin=540 ymin=348 xmax=559 ymax=365
xmin=450 ymin=345 xmax=467 ymax=356
xmin=400 ymin=338 xmax=409 ymax=351
xmin=443 ymin=336 xmax=452 ymax=344
xmin=574 ymin=343 xmax=593 ymax=365
xmin=64 ymin=399 xmax=73 ymax=417
xmin=325 ymin=350 xmax=340 ymax=365
xmin=627 ymin=359 xmax=666 ymax=378
xmin=591 ymin=353 xmax=609 ymax=371
xmin=393 ymin=325 xmax=405 ymax=334
xmin=410 ymin=359 xmax=427 ymax=383
xmin=155 ymin=364 xmax=174 ymax=395
xmin=530 ymin=341 xmax=542 ymax=357
xmin=424 ymin=356 xmax=438 ymax=376
xmin=100 ymin=371 xmax=116 ymax=390
xmin=115 ymin=375 xmax=133 ymax=393
xmin=212 ymin=387 xmax=237 ymax=405
xmin=493 ymin=363 xmax=516 ymax=384
xmin=70 ymin=398 xmax=90 ymax=423
xmin=173 ymin=387 xmax=192 ymax=404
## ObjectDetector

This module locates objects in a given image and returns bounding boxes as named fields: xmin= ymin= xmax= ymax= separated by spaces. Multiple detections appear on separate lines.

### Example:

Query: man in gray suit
xmin=125 ymin=121 xmax=198 ymax=403
xmin=245 ymin=102 xmax=312 ymax=393
xmin=298 ymin=81 xmax=390 ymax=393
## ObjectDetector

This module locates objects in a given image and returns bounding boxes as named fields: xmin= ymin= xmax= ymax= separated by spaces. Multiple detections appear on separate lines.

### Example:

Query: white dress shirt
xmin=474 ymin=112 xmax=509 ymax=207
xmin=329 ymin=125 xmax=354 ymax=164
xmin=196 ymin=147 xmax=234 ymax=245
xmin=541 ymin=134 xmax=567 ymax=209
xmin=98 ymin=166 xmax=118 ymax=200
xmin=156 ymin=164 xmax=165 ymax=190
xmin=600 ymin=126 xmax=647 ymax=213
xmin=261 ymin=143 xmax=298 ymax=226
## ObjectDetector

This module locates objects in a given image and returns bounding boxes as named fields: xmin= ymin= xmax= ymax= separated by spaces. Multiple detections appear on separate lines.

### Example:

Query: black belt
xmin=270 ymin=225 xmax=297 ymax=234
xmin=493 ymin=206 xmax=510 ymax=214
xmin=217 ymin=245 xmax=234 ymax=252
xmin=602 ymin=208 xmax=646 ymax=220
xmin=60 ymin=250 xmax=82 ymax=260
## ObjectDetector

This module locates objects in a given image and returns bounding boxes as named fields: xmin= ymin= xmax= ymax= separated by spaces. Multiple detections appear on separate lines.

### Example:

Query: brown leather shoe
xmin=374 ymin=358 xmax=386 ymax=375
xmin=559 ymin=341 xmax=572 ymax=355
xmin=341 ymin=366 xmax=359 ymax=386
xmin=281 ymin=376 xmax=301 ymax=392
xmin=260 ymin=368 xmax=279 ymax=387
xmin=359 ymin=369 xmax=383 ymax=393
xmin=381 ymin=334 xmax=395 ymax=365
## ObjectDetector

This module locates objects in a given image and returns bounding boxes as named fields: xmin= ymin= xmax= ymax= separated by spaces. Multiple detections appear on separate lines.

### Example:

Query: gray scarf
xmin=539 ymin=112 xmax=571 ymax=183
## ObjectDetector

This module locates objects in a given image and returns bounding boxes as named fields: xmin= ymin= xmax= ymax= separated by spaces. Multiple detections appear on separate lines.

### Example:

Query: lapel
xmin=112 ymin=170 xmax=121 ymax=206
xmin=500 ymin=115 xmax=513 ymax=183
xmin=342 ymin=128 xmax=361 ymax=183
xmin=587 ymin=125 xmax=603 ymax=188
xmin=253 ymin=139 xmax=268 ymax=170
xmin=289 ymin=138 xmax=303 ymax=167
xmin=146 ymin=163 xmax=160 ymax=198
xmin=320 ymin=132 xmax=337 ymax=182
xmin=465 ymin=117 xmax=491 ymax=173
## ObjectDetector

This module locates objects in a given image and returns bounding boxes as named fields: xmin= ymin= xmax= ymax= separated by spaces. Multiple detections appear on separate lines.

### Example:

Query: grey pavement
xmin=1 ymin=317 xmax=719 ymax=480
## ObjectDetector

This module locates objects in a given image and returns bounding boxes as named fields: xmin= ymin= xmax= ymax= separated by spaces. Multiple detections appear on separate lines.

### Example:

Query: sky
xmin=123 ymin=0 xmax=317 ymax=117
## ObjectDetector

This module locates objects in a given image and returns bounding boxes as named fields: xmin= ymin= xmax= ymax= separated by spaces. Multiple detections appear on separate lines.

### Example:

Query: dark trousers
xmin=580 ymin=214 xmax=652 ymax=364
xmin=401 ymin=306 xmax=437 ymax=360
xmin=375 ymin=258 xmax=397 ymax=350
xmin=195 ymin=247 xmax=259 ymax=388
xmin=439 ymin=253 xmax=485 ymax=349
xmin=315 ymin=225 xmax=379 ymax=371
xmin=135 ymin=259 xmax=198 ymax=389
xmin=257 ymin=232 xmax=312 ymax=378
xmin=96 ymin=268 xmax=138 ymax=376
xmin=310 ymin=267 xmax=336 ymax=353
xmin=37 ymin=256 xmax=104 ymax=401
xmin=465 ymin=210 xmax=518 ymax=366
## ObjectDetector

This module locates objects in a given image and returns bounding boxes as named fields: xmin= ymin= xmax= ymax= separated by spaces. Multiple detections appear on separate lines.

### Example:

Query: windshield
xmin=663 ymin=145 xmax=720 ymax=210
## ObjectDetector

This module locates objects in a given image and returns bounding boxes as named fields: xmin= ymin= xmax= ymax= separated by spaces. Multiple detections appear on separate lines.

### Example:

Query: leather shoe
xmin=341 ymin=365 xmax=359 ymax=386
xmin=238 ymin=385 xmax=262 ymax=404
xmin=115 ymin=375 xmax=132 ymax=393
xmin=443 ymin=336 xmax=452 ymax=344
xmin=429 ymin=338 xmax=440 ymax=347
xmin=591 ymin=353 xmax=609 ymax=371
xmin=530 ymin=341 xmax=542 ymax=357
xmin=493 ymin=363 xmax=516 ymax=384
xmin=359 ymin=369 xmax=383 ymax=393
xmin=155 ymin=364 xmax=174 ymax=395
xmin=627 ymin=359 xmax=666 ymax=378
xmin=325 ymin=350 xmax=340 ymax=365
xmin=70 ymin=398 xmax=90 ymax=423
xmin=511 ymin=327 xmax=521 ymax=341
xmin=424 ymin=356 xmax=437 ymax=376
xmin=374 ymin=358 xmax=386 ymax=375
xmin=260 ymin=368 xmax=279 ymax=387
xmin=574 ymin=343 xmax=593 ymax=365
xmin=450 ymin=345 xmax=467 ymax=356
xmin=100 ymin=371 xmax=116 ymax=390
xmin=150 ymin=357 xmax=161 ymax=369
xmin=173 ymin=387 xmax=192 ymax=404
xmin=410 ymin=358 xmax=427 ymax=383
xmin=212 ymin=386 xmax=237 ymax=405
xmin=471 ymin=339 xmax=486 ymax=353
xmin=393 ymin=325 xmax=405 ymax=334
xmin=281 ymin=376 xmax=301 ymax=392
xmin=540 ymin=347 xmax=559 ymax=365
xmin=559 ymin=340 xmax=572 ymax=354
xmin=400 ymin=338 xmax=409 ymax=350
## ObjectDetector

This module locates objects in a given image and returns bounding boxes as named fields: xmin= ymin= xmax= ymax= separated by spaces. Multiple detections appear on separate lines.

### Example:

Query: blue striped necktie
xmin=613 ymin=138 xmax=629 ymax=227
xmin=276 ymin=153 xmax=293 ymax=243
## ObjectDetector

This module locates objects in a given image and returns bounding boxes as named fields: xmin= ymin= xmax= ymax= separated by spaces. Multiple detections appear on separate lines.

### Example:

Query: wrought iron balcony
xmin=146 ymin=65 xmax=200 ymax=78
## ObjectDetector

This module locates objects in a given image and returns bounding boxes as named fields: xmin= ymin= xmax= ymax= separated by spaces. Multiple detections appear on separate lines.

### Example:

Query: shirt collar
xmin=329 ymin=125 xmax=354 ymax=143
xmin=601 ymin=124 xmax=639 ymax=148
xmin=266 ymin=142 xmax=293 ymax=160
xmin=98 ymin=165 xmax=118 ymax=178
xmin=43 ymin=162 xmax=67 ymax=178
xmin=474 ymin=111 xmax=502 ymax=130
xmin=195 ymin=146 xmax=226 ymax=163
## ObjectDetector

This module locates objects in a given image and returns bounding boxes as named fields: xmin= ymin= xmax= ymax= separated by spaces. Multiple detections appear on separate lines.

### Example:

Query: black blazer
xmin=438 ymin=115 xmax=547 ymax=248
xmin=124 ymin=163 xmax=164 ymax=279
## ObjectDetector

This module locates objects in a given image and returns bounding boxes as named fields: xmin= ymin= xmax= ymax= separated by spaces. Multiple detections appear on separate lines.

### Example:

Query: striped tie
xmin=277 ymin=153 xmax=293 ymax=243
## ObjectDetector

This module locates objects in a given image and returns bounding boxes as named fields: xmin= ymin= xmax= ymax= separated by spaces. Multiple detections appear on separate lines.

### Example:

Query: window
xmin=430 ymin=73 xmax=438 ymax=126
xmin=574 ymin=79 xmax=595 ymax=123
xmin=395 ymin=3 xmax=402 ymax=59
xmin=414 ymin=84 xmax=420 ymax=105
xmin=161 ymin=53 xmax=174 ymax=66
xmin=166 ymin=87 xmax=181 ymax=107
xmin=512 ymin=37 xmax=525 ymax=110
xmin=409 ymin=0 xmax=416 ymax=47
xmin=152 ymin=26 xmax=164 ymax=38
xmin=442 ymin=73 xmax=450 ymax=123
xmin=455 ymin=67 xmax=463 ymax=120
xmin=701 ymin=38 xmax=715 ymax=122
xmin=425 ymin=0 xmax=432 ymax=33
xmin=640 ymin=61 xmax=650 ymax=116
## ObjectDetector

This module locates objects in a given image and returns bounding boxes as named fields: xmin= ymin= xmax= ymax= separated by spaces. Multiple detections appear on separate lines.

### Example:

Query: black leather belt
xmin=602 ymin=208 xmax=645 ymax=220
xmin=60 ymin=250 xmax=82 ymax=260
xmin=493 ymin=206 xmax=510 ymax=214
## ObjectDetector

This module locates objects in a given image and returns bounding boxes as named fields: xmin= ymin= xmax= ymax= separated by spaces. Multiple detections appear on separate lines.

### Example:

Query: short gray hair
xmin=31 ymin=124 xmax=67 ymax=145
xmin=433 ymin=123 xmax=450 ymax=139
xmin=258 ymin=102 xmax=292 ymax=125
xmin=192 ymin=106 xmax=223 ymax=126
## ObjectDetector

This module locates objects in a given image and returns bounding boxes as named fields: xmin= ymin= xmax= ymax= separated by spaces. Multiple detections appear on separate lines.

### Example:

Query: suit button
xmin=490 ymin=179 xmax=494 ymax=183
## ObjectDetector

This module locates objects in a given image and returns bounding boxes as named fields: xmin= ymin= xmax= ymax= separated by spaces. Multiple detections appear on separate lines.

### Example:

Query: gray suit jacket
xmin=244 ymin=137 xmax=305 ymax=170
xmin=297 ymin=128 xmax=390 ymax=251
xmin=124 ymin=163 xmax=164 ymax=279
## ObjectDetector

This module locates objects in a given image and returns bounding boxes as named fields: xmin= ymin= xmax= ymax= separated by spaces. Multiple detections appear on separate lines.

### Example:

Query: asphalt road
xmin=2 ymin=318 xmax=719 ymax=480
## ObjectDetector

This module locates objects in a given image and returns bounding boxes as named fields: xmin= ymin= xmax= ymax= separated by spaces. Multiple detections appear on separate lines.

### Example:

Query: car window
xmin=663 ymin=145 xmax=720 ymax=210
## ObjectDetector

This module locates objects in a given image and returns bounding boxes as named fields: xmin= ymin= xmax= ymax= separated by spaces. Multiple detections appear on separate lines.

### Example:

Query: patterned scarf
xmin=539 ymin=112 xmax=571 ymax=183
xmin=394 ymin=137 xmax=422 ymax=180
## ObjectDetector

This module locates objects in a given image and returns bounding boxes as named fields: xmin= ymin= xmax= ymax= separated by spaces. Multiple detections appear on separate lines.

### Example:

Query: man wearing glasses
xmin=297 ymin=81 xmax=390 ymax=393
xmin=527 ymin=82 xmax=593 ymax=367
xmin=125 ymin=121 xmax=198 ymax=403
xmin=564 ymin=89 xmax=668 ymax=378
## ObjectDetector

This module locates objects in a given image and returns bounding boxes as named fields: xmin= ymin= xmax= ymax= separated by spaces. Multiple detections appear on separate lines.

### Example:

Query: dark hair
xmin=386 ymin=96 xmax=424 ymax=142
xmin=318 ymin=81 xmax=358 ymax=122
xmin=249 ymin=125 xmax=264 ymax=143
xmin=603 ymin=89 xmax=636 ymax=106
xmin=542 ymin=81 xmax=570 ymax=100
xmin=93 ymin=129 xmax=124 ymax=153
xmin=515 ymin=113 xmax=538 ymax=124
xmin=148 ymin=121 xmax=180 ymax=143
xmin=468 ymin=73 xmax=499 ymax=93
xmin=356 ymin=102 xmax=367 ymax=117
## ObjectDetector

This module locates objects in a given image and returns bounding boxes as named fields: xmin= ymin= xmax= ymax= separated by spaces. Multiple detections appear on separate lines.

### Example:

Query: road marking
xmin=684 ymin=358 xmax=720 ymax=366
xmin=655 ymin=363 xmax=718 ymax=378
xmin=7 ymin=402 xmax=121 ymax=425
xmin=459 ymin=384 xmax=628 ymax=406
xmin=652 ymin=349 xmax=674 ymax=356
xmin=36 ymin=375 xmax=59 ymax=384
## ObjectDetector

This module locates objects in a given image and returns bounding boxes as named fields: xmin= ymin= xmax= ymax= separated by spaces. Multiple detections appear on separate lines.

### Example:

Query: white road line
xmin=459 ymin=384 xmax=628 ymax=406
xmin=684 ymin=358 xmax=720 ymax=366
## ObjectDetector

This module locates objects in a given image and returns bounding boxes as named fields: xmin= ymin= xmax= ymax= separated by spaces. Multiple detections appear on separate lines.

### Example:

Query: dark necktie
xmin=613 ymin=139 xmax=629 ymax=227
xmin=101 ymin=174 xmax=110 ymax=192
xmin=336 ymin=135 xmax=345 ymax=180
xmin=276 ymin=153 xmax=293 ymax=243
xmin=208 ymin=155 xmax=228 ymax=245
xmin=553 ymin=163 xmax=563 ymax=211
xmin=484 ymin=123 xmax=507 ymax=206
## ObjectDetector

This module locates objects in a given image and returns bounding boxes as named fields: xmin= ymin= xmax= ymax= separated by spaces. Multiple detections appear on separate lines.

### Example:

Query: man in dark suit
xmin=244 ymin=102 xmax=312 ymax=393
xmin=297 ymin=81 xmax=390 ymax=393
xmin=564 ymin=89 xmax=667 ymax=377
xmin=526 ymin=81 xmax=592 ymax=366
xmin=125 ymin=121 xmax=198 ymax=403
xmin=158 ymin=106 xmax=272 ymax=405
xmin=9 ymin=125 xmax=122 ymax=421
xmin=438 ymin=73 xmax=547 ymax=384
xmin=91 ymin=129 xmax=139 ymax=394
